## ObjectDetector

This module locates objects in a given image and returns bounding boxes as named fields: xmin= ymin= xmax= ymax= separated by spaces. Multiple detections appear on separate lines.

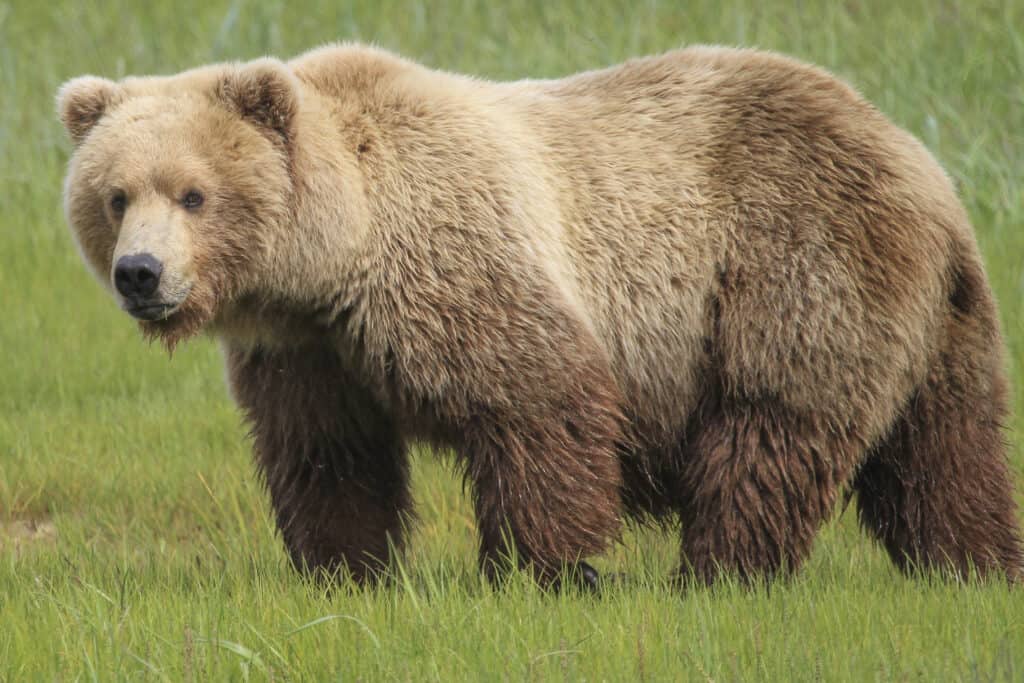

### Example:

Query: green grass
xmin=2 ymin=0 xmax=1023 ymax=679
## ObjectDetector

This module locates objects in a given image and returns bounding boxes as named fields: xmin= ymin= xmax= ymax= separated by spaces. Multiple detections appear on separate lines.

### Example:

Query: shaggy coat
xmin=59 ymin=45 xmax=1022 ymax=585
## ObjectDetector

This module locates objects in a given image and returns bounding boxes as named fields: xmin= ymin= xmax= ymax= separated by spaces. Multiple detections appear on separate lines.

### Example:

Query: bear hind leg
xmin=678 ymin=398 xmax=858 ymax=585
xmin=854 ymin=335 xmax=1023 ymax=581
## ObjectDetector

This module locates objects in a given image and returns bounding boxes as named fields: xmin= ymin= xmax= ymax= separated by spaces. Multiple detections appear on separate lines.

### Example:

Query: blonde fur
xmin=59 ymin=44 xmax=1022 ymax=584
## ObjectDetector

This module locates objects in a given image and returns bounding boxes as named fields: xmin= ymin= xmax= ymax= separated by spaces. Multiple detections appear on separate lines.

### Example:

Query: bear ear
xmin=215 ymin=58 xmax=299 ymax=144
xmin=56 ymin=76 xmax=121 ymax=144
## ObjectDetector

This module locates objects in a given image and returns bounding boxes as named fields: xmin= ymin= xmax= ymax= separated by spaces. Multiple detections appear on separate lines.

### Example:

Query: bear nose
xmin=114 ymin=253 xmax=163 ymax=299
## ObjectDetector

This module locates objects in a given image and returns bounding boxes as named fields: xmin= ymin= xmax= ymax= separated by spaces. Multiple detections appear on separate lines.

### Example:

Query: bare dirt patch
xmin=0 ymin=518 xmax=58 ymax=552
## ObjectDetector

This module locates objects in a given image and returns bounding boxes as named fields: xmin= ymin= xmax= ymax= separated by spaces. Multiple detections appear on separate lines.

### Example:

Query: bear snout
xmin=113 ymin=252 xmax=186 ymax=321
xmin=114 ymin=252 xmax=163 ymax=300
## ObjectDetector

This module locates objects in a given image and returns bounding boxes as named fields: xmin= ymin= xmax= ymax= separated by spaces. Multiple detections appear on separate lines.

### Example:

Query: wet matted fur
xmin=59 ymin=44 xmax=1023 ymax=586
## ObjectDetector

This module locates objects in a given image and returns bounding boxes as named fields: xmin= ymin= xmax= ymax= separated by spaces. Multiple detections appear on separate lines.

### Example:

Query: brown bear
xmin=58 ymin=44 xmax=1022 ymax=587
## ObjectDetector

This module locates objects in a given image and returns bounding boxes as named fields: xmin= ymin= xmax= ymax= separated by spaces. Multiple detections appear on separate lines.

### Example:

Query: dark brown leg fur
xmin=678 ymin=397 xmax=859 ymax=584
xmin=227 ymin=345 xmax=412 ymax=584
xmin=461 ymin=389 xmax=625 ymax=586
xmin=854 ymin=286 xmax=1023 ymax=580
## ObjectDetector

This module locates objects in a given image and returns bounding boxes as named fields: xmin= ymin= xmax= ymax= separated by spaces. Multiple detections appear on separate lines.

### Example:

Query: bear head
xmin=57 ymin=60 xmax=300 ymax=347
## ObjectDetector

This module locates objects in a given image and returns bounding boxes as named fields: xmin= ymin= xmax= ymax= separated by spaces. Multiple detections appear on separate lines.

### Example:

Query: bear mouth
xmin=124 ymin=302 xmax=179 ymax=321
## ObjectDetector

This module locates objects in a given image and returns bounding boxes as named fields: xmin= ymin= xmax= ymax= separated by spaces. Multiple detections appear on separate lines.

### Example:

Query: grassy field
xmin=2 ymin=0 xmax=1023 ymax=680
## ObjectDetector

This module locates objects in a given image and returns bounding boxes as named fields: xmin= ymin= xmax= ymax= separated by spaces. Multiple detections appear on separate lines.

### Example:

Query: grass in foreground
xmin=1 ymin=0 xmax=1023 ymax=680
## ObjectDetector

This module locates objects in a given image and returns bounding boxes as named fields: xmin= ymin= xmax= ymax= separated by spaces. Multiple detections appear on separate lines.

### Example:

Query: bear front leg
xmin=369 ymin=226 xmax=629 ymax=587
xmin=227 ymin=344 xmax=412 ymax=584
xmin=460 ymin=370 xmax=626 ymax=589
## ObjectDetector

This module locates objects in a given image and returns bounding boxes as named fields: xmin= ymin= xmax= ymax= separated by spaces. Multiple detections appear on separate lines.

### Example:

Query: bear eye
xmin=110 ymin=191 xmax=127 ymax=215
xmin=181 ymin=190 xmax=204 ymax=210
